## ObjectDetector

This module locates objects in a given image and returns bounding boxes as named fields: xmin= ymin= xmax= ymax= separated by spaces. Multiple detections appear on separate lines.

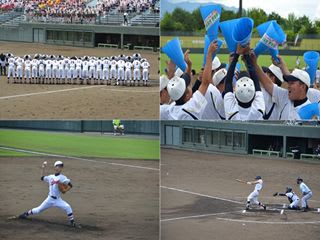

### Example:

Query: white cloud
xmin=168 ymin=0 xmax=319 ymax=21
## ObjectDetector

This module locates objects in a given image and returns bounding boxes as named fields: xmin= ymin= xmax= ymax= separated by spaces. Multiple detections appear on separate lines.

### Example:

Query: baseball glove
xmin=58 ymin=183 xmax=71 ymax=194
xmin=273 ymin=192 xmax=278 ymax=197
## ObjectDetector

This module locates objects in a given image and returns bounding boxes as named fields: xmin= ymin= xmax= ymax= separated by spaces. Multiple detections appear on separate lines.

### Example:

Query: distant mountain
xmin=161 ymin=0 xmax=238 ymax=18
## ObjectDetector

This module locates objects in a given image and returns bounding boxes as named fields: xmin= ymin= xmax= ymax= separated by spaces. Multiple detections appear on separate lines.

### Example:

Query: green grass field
xmin=0 ymin=148 xmax=36 ymax=157
xmin=161 ymin=36 xmax=320 ymax=50
xmin=0 ymin=129 xmax=160 ymax=160
xmin=161 ymin=53 xmax=300 ymax=74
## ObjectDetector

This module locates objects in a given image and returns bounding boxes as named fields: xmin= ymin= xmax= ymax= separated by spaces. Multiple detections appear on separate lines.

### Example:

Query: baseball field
xmin=161 ymin=148 xmax=320 ymax=240
xmin=0 ymin=41 xmax=159 ymax=119
xmin=0 ymin=129 xmax=160 ymax=240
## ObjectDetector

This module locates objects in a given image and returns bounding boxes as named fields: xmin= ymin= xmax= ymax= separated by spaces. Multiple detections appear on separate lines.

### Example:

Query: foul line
xmin=0 ymin=146 xmax=159 ymax=171
xmin=0 ymin=85 xmax=103 ymax=100
xmin=217 ymin=217 xmax=320 ymax=225
xmin=161 ymin=210 xmax=242 ymax=222
xmin=161 ymin=186 xmax=243 ymax=205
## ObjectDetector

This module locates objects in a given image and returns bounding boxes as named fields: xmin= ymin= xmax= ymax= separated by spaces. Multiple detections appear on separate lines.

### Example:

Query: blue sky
xmin=168 ymin=0 xmax=320 ymax=21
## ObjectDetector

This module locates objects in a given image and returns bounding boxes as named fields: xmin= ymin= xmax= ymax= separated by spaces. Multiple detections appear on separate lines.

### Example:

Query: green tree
xmin=160 ymin=12 xmax=175 ymax=31
xmin=246 ymin=8 xmax=268 ymax=27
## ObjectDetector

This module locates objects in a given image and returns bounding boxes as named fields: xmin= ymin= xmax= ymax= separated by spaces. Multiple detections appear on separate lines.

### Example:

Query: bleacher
xmin=0 ymin=11 xmax=23 ymax=26
xmin=131 ymin=12 xmax=159 ymax=26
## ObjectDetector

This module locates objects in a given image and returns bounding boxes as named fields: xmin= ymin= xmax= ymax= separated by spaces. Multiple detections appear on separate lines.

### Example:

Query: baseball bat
xmin=235 ymin=179 xmax=247 ymax=184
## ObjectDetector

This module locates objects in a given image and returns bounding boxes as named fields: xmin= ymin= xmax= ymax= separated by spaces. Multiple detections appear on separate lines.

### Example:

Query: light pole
xmin=238 ymin=0 xmax=243 ymax=17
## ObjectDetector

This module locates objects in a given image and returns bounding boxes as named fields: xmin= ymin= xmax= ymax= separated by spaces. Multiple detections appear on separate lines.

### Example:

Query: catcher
xmin=273 ymin=186 xmax=300 ymax=210
xmin=18 ymin=161 xmax=79 ymax=227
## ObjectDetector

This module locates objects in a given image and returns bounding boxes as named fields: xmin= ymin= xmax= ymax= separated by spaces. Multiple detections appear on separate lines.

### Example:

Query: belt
xmin=50 ymin=195 xmax=57 ymax=199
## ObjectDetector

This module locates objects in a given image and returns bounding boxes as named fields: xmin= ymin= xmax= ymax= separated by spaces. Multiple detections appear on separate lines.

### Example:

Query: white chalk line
xmin=161 ymin=186 xmax=243 ymax=205
xmin=216 ymin=217 xmax=320 ymax=225
xmin=233 ymin=196 xmax=320 ymax=203
xmin=100 ymin=88 xmax=158 ymax=93
xmin=0 ymin=85 xmax=103 ymax=100
xmin=161 ymin=210 xmax=243 ymax=222
xmin=0 ymin=146 xmax=159 ymax=171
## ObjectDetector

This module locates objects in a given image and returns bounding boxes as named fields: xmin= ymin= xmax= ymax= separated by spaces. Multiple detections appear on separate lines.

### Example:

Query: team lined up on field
xmin=5 ymin=53 xmax=150 ymax=86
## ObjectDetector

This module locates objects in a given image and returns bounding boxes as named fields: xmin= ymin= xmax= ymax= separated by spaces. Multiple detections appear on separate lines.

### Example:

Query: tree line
xmin=161 ymin=8 xmax=320 ymax=41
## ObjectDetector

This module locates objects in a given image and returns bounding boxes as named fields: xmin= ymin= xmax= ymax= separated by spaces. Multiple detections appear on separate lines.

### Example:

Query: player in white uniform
xmin=7 ymin=56 xmax=15 ymax=83
xmin=31 ymin=58 xmax=39 ymax=84
xmin=297 ymin=177 xmax=312 ymax=211
xmin=245 ymin=176 xmax=266 ymax=210
xmin=110 ymin=57 xmax=117 ymax=84
xmin=124 ymin=59 xmax=133 ymax=85
xmin=51 ymin=59 xmax=59 ymax=84
xmin=117 ymin=59 xmax=125 ymax=85
xmin=57 ymin=59 xmax=64 ymax=84
xmin=45 ymin=58 xmax=52 ymax=84
xmin=16 ymin=57 xmax=24 ymax=83
xmin=69 ymin=59 xmax=77 ymax=84
xmin=141 ymin=59 xmax=150 ymax=86
xmin=96 ymin=58 xmax=103 ymax=85
xmin=273 ymin=186 xmax=300 ymax=210
xmin=88 ymin=58 xmax=96 ymax=84
xmin=132 ymin=58 xmax=141 ymax=86
xmin=75 ymin=58 xmax=82 ymax=84
xmin=38 ymin=59 xmax=45 ymax=84
xmin=102 ymin=57 xmax=110 ymax=85
xmin=18 ymin=161 xmax=79 ymax=228
xmin=24 ymin=57 xmax=32 ymax=83
xmin=223 ymin=46 xmax=265 ymax=120
xmin=82 ymin=58 xmax=89 ymax=84
xmin=63 ymin=58 xmax=70 ymax=84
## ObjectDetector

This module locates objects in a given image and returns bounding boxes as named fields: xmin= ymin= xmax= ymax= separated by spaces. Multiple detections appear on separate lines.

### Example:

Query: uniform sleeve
xmin=61 ymin=175 xmax=70 ymax=185
xmin=224 ymin=92 xmax=240 ymax=120
xmin=247 ymin=91 xmax=265 ymax=120
xmin=272 ymin=85 xmax=288 ymax=108
xmin=42 ymin=175 xmax=50 ymax=182
xmin=182 ymin=91 xmax=208 ymax=119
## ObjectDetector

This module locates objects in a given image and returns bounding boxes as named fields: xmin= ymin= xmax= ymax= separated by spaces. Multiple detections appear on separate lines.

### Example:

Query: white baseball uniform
xmin=45 ymin=60 xmax=52 ymax=79
xmin=28 ymin=173 xmax=74 ymax=222
xmin=82 ymin=61 xmax=89 ymax=79
xmin=141 ymin=61 xmax=150 ymax=81
xmin=31 ymin=59 xmax=38 ymax=79
xmin=224 ymin=91 xmax=265 ymax=120
xmin=16 ymin=57 xmax=24 ymax=79
xmin=286 ymin=192 xmax=300 ymax=209
xmin=102 ymin=59 xmax=110 ymax=81
xmin=133 ymin=60 xmax=141 ymax=81
xmin=117 ymin=60 xmax=125 ymax=81
xmin=110 ymin=60 xmax=117 ymax=79
xmin=24 ymin=60 xmax=32 ymax=80
xmin=201 ymin=84 xmax=225 ymax=120
xmin=7 ymin=57 xmax=15 ymax=79
xmin=124 ymin=61 xmax=132 ymax=81
xmin=299 ymin=182 xmax=312 ymax=208
xmin=247 ymin=179 xmax=263 ymax=205
xmin=75 ymin=59 xmax=82 ymax=79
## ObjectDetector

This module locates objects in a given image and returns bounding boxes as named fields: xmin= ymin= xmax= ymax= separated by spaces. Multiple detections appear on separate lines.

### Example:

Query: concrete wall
xmin=0 ymin=120 xmax=159 ymax=135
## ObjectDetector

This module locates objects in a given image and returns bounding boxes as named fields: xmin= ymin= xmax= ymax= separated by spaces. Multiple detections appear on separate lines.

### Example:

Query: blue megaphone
xmin=303 ymin=51 xmax=320 ymax=86
xmin=232 ymin=17 xmax=254 ymax=47
xmin=219 ymin=18 xmax=240 ymax=53
xmin=162 ymin=37 xmax=187 ymax=72
xmin=256 ymin=20 xmax=276 ymax=36
xmin=298 ymin=102 xmax=320 ymax=120
xmin=200 ymin=4 xmax=221 ymax=40
xmin=254 ymin=21 xmax=286 ymax=60
xmin=203 ymin=35 xmax=224 ymax=66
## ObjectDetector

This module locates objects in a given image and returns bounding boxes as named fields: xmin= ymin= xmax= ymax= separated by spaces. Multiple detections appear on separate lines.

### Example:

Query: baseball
xmin=43 ymin=161 xmax=47 ymax=166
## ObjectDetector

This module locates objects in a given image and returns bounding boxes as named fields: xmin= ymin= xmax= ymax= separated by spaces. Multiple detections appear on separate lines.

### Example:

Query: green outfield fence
xmin=0 ymin=120 xmax=159 ymax=135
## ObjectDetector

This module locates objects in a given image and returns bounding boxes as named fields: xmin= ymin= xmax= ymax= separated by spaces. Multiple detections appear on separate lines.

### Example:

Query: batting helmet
xmin=286 ymin=186 xmax=293 ymax=193
xmin=235 ymin=77 xmax=255 ymax=103
xmin=54 ymin=161 xmax=64 ymax=167
xmin=255 ymin=176 xmax=262 ymax=180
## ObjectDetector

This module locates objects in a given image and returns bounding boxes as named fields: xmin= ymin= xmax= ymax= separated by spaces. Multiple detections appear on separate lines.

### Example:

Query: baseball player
xmin=96 ymin=58 xmax=103 ymax=85
xmin=132 ymin=58 xmax=141 ymax=86
xmin=117 ymin=58 xmax=125 ymax=85
xmin=273 ymin=186 xmax=300 ymax=210
xmin=296 ymin=177 xmax=313 ymax=211
xmin=102 ymin=57 xmax=110 ymax=85
xmin=57 ymin=58 xmax=65 ymax=84
xmin=88 ymin=58 xmax=96 ymax=85
xmin=110 ymin=57 xmax=118 ymax=84
xmin=18 ymin=161 xmax=79 ymax=228
xmin=52 ymin=59 xmax=59 ymax=84
xmin=245 ymin=176 xmax=266 ymax=210
xmin=141 ymin=59 xmax=150 ymax=86
xmin=38 ymin=58 xmax=45 ymax=84
xmin=75 ymin=57 xmax=82 ymax=83
xmin=31 ymin=57 xmax=39 ymax=84
xmin=82 ymin=58 xmax=89 ymax=84
xmin=45 ymin=57 xmax=53 ymax=84
xmin=132 ymin=53 xmax=141 ymax=61
xmin=7 ymin=55 xmax=15 ymax=83
xmin=124 ymin=58 xmax=133 ymax=85
xmin=16 ymin=56 xmax=24 ymax=83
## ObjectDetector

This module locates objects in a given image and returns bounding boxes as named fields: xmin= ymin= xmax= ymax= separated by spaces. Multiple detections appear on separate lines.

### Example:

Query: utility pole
xmin=238 ymin=0 xmax=243 ymax=17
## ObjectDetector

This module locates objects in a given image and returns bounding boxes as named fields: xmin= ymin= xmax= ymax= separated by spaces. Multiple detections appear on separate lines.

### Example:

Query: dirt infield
xmin=0 ymin=156 xmax=159 ymax=240
xmin=0 ymin=42 xmax=159 ymax=119
xmin=161 ymin=148 xmax=320 ymax=240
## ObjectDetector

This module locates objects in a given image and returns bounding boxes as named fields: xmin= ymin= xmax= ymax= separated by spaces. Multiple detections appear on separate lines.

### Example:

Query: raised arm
xmin=41 ymin=161 xmax=47 ymax=179
xmin=198 ymin=41 xmax=218 ymax=95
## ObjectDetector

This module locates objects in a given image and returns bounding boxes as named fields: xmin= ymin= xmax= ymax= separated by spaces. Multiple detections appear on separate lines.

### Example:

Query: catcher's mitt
xmin=273 ymin=192 xmax=278 ymax=197
xmin=58 ymin=183 xmax=71 ymax=194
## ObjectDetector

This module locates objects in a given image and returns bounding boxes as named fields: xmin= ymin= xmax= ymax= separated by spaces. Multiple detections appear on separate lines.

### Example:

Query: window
xmin=206 ymin=129 xmax=219 ymax=146
xmin=194 ymin=129 xmax=205 ymax=144
xmin=220 ymin=131 xmax=233 ymax=147
xmin=233 ymin=132 xmax=246 ymax=148
xmin=83 ymin=32 xmax=92 ymax=42
xmin=183 ymin=128 xmax=193 ymax=144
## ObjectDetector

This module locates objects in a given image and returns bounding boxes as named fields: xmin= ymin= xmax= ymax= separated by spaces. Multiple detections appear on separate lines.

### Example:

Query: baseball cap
xmin=160 ymin=75 xmax=169 ymax=91
xmin=235 ymin=77 xmax=255 ymax=103
xmin=283 ymin=69 xmax=310 ymax=88
xmin=167 ymin=76 xmax=186 ymax=101
xmin=212 ymin=68 xmax=227 ymax=86
xmin=212 ymin=57 xmax=221 ymax=71
xmin=54 ymin=161 xmax=64 ymax=167
xmin=262 ymin=64 xmax=284 ymax=83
